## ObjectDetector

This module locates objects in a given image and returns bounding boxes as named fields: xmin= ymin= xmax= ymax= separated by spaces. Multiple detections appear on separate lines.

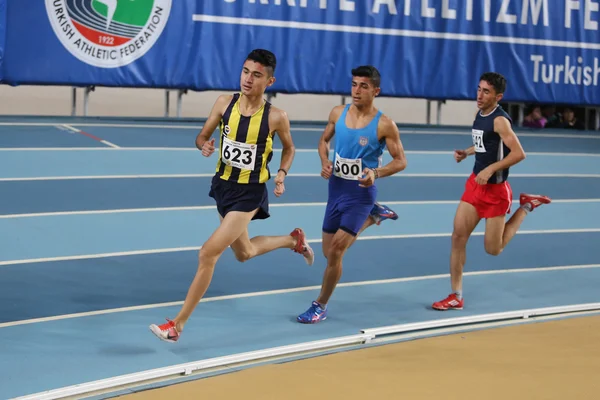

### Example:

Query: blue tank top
xmin=332 ymin=105 xmax=386 ymax=181
xmin=472 ymin=105 xmax=512 ymax=184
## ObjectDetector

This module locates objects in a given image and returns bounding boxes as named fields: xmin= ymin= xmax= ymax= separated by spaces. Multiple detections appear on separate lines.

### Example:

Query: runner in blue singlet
xmin=297 ymin=65 xmax=408 ymax=324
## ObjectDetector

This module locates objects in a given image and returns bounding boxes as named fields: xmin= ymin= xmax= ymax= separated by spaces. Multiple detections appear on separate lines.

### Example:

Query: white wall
xmin=0 ymin=85 xmax=478 ymax=126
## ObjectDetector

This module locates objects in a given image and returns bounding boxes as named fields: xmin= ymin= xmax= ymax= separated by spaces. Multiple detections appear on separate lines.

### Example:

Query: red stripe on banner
xmin=72 ymin=20 xmax=131 ymax=47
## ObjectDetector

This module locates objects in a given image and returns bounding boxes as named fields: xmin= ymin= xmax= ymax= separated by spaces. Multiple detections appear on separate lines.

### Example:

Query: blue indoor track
xmin=1 ymin=118 xmax=599 ymax=399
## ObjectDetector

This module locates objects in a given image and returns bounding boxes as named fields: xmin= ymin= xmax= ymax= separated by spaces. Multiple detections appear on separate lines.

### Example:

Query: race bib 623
xmin=221 ymin=137 xmax=257 ymax=171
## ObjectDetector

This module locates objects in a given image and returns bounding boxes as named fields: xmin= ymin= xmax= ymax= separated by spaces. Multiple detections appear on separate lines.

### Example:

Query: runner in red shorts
xmin=432 ymin=72 xmax=551 ymax=311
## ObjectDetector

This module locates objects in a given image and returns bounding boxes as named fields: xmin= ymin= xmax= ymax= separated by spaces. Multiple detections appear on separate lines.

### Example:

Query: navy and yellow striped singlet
xmin=215 ymin=93 xmax=274 ymax=184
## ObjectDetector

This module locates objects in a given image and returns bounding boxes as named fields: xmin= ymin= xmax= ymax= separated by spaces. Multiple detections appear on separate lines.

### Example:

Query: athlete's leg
xmin=316 ymin=229 xmax=356 ymax=305
xmin=321 ymin=196 xmax=342 ymax=258
xmin=346 ymin=201 xmax=399 ymax=248
xmin=484 ymin=193 xmax=551 ymax=256
xmin=484 ymin=210 xmax=525 ymax=256
xmin=449 ymin=201 xmax=481 ymax=293
xmin=223 ymin=215 xmax=299 ymax=262
xmin=316 ymin=200 xmax=373 ymax=303
xmin=432 ymin=201 xmax=481 ymax=311
xmin=149 ymin=208 xmax=259 ymax=342
xmin=173 ymin=209 xmax=258 ymax=331
xmin=298 ymin=202 xmax=371 ymax=323
xmin=322 ymin=232 xmax=334 ymax=259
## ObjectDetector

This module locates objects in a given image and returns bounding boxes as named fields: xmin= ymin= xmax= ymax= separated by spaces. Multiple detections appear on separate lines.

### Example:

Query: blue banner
xmin=0 ymin=0 xmax=5 ymax=81
xmin=1 ymin=1 xmax=599 ymax=105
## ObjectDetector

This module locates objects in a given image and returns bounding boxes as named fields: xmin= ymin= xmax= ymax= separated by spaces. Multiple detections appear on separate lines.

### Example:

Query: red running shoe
xmin=519 ymin=193 xmax=552 ymax=211
xmin=290 ymin=228 xmax=315 ymax=266
xmin=432 ymin=293 xmax=464 ymax=311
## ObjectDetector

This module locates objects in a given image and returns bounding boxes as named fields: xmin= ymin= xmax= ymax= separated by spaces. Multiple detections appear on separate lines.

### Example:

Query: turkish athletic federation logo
xmin=46 ymin=0 xmax=172 ymax=68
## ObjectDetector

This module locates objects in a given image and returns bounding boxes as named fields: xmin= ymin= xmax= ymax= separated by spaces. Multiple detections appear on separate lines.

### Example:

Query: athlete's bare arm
xmin=270 ymin=106 xmax=295 ymax=196
xmin=358 ymin=115 xmax=406 ymax=187
xmin=375 ymin=115 xmax=407 ymax=178
xmin=319 ymin=106 xmax=344 ymax=164
xmin=319 ymin=105 xmax=344 ymax=179
xmin=475 ymin=116 xmax=526 ymax=184
xmin=195 ymin=95 xmax=232 ymax=152
xmin=455 ymin=110 xmax=479 ymax=161
xmin=455 ymin=146 xmax=475 ymax=162
xmin=456 ymin=110 xmax=479 ymax=161
xmin=270 ymin=106 xmax=295 ymax=174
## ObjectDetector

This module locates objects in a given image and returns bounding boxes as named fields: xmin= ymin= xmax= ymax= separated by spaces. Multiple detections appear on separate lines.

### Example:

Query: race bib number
xmin=472 ymin=129 xmax=486 ymax=153
xmin=221 ymin=137 xmax=257 ymax=171
xmin=334 ymin=153 xmax=362 ymax=180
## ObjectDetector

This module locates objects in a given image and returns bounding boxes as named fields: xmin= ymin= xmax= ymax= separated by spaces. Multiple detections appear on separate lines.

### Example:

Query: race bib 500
xmin=334 ymin=153 xmax=362 ymax=180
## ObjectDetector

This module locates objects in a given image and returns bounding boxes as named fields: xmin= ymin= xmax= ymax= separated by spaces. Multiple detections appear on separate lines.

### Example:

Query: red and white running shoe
xmin=519 ymin=193 xmax=552 ymax=210
xmin=432 ymin=293 xmax=464 ymax=311
xmin=290 ymin=228 xmax=315 ymax=266
xmin=149 ymin=319 xmax=180 ymax=343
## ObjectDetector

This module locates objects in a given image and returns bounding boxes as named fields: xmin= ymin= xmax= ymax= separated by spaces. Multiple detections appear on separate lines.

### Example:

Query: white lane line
xmin=2 ymin=173 xmax=600 ymax=182
xmin=1 ymin=228 xmax=599 ymax=267
xmin=1 ymin=263 xmax=598 ymax=328
xmin=1 ymin=198 xmax=599 ymax=219
xmin=60 ymin=124 xmax=121 ymax=149
xmin=1 ymin=121 xmax=599 ymax=138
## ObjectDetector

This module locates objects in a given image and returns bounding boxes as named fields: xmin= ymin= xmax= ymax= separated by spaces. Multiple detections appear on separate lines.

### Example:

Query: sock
xmin=454 ymin=291 xmax=463 ymax=300
xmin=521 ymin=202 xmax=532 ymax=213
xmin=316 ymin=301 xmax=327 ymax=310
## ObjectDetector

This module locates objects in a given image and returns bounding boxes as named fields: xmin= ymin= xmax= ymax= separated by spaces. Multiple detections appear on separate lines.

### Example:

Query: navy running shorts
xmin=209 ymin=175 xmax=270 ymax=220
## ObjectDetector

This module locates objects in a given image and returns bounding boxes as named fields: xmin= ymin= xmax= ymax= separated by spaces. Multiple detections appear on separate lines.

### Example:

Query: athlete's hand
xmin=358 ymin=168 xmax=375 ymax=188
xmin=202 ymin=138 xmax=216 ymax=157
xmin=274 ymin=171 xmax=286 ymax=197
xmin=454 ymin=149 xmax=468 ymax=163
xmin=475 ymin=167 xmax=494 ymax=185
xmin=321 ymin=160 xmax=333 ymax=180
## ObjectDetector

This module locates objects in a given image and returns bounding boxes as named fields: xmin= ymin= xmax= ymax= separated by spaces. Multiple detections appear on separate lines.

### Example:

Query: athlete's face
xmin=476 ymin=80 xmax=503 ymax=111
xmin=240 ymin=60 xmax=275 ymax=96
xmin=351 ymin=77 xmax=380 ymax=107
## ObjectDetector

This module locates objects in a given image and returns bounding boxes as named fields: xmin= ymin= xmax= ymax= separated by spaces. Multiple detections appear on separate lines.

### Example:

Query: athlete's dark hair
xmin=246 ymin=49 xmax=277 ymax=76
xmin=351 ymin=65 xmax=381 ymax=88
xmin=479 ymin=72 xmax=506 ymax=94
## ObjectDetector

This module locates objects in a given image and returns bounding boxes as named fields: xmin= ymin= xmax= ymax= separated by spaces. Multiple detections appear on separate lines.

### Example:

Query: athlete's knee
xmin=321 ymin=245 xmax=329 ymax=259
xmin=327 ymin=236 xmax=351 ymax=260
xmin=232 ymin=247 xmax=253 ymax=263
xmin=451 ymin=229 xmax=470 ymax=247
xmin=198 ymin=244 xmax=225 ymax=266
xmin=322 ymin=232 xmax=334 ymax=259
xmin=484 ymin=241 xmax=503 ymax=256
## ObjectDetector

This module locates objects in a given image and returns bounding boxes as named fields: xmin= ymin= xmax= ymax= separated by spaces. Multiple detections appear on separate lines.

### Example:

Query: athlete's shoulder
xmin=268 ymin=104 xmax=290 ymax=130
xmin=493 ymin=113 xmax=513 ymax=132
xmin=329 ymin=104 xmax=346 ymax=121
xmin=268 ymin=104 xmax=288 ymax=120
xmin=214 ymin=93 xmax=235 ymax=110
xmin=377 ymin=113 xmax=399 ymax=136
xmin=494 ymin=106 xmax=513 ymax=124
xmin=492 ymin=111 xmax=513 ymax=132
xmin=216 ymin=93 xmax=235 ymax=105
